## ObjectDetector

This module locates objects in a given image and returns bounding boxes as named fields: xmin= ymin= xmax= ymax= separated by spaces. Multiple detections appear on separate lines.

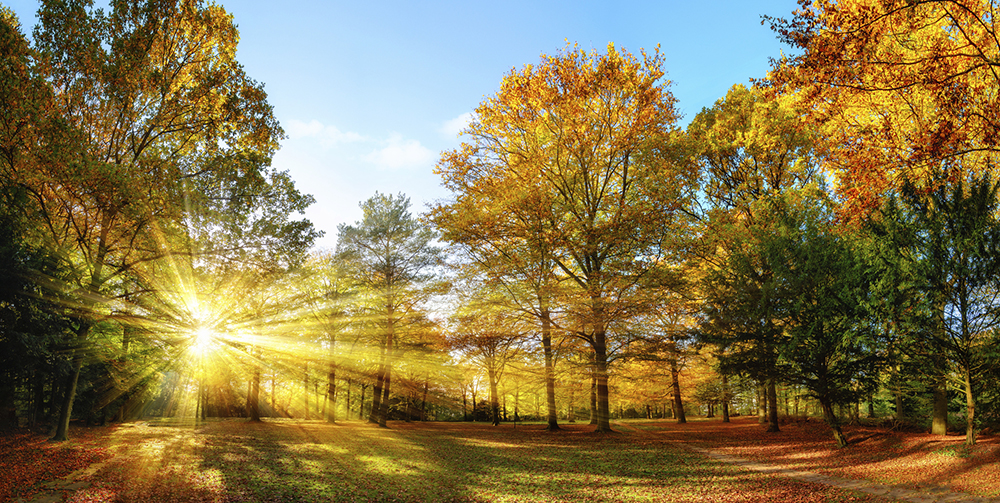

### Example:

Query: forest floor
xmin=1 ymin=416 xmax=997 ymax=502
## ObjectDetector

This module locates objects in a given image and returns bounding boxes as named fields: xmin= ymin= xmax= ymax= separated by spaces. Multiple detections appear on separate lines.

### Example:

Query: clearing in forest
xmin=3 ymin=418 xmax=996 ymax=502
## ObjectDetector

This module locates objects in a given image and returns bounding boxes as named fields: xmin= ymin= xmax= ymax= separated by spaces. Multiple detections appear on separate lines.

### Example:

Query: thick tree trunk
xmin=931 ymin=373 xmax=948 ymax=435
xmin=721 ymin=374 xmax=730 ymax=423
xmin=540 ymin=305 xmax=560 ymax=431
xmin=766 ymin=379 xmax=780 ymax=432
xmin=594 ymin=339 xmax=612 ymax=432
xmin=670 ymin=356 xmax=686 ymax=424
xmin=820 ymin=398 xmax=848 ymax=447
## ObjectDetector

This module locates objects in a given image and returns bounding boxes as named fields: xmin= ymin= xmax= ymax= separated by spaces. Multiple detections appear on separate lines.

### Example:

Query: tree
xmin=449 ymin=291 xmax=527 ymax=426
xmin=336 ymin=193 xmax=443 ymax=427
xmin=297 ymin=252 xmax=353 ymax=423
xmin=769 ymin=0 xmax=1000 ymax=215
xmin=699 ymin=207 xmax=789 ymax=433
xmin=687 ymin=83 xmax=822 ymax=433
xmin=872 ymin=174 xmax=1000 ymax=445
xmin=770 ymin=194 xmax=879 ymax=447
xmin=436 ymin=42 xmax=692 ymax=432
xmin=431 ymin=183 xmax=566 ymax=431
xmin=701 ymin=191 xmax=880 ymax=446
xmin=17 ymin=0 xmax=317 ymax=440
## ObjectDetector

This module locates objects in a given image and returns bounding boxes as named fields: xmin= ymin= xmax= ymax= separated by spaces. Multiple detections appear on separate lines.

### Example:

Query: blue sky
xmin=5 ymin=0 xmax=800 ymax=250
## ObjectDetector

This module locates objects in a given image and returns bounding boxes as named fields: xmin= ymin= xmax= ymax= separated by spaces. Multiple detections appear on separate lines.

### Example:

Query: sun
xmin=192 ymin=326 xmax=216 ymax=354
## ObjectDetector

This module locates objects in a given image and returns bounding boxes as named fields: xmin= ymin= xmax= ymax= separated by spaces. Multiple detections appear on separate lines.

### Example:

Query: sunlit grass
xmin=52 ymin=420 xmax=893 ymax=503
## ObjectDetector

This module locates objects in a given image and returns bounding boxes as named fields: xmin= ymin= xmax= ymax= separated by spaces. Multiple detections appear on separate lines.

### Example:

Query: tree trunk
xmin=52 ymin=322 xmax=90 ymax=441
xmin=540 ymin=304 xmax=560 ymax=431
xmin=489 ymin=369 xmax=500 ymax=425
xmin=589 ymin=368 xmax=597 ymax=425
xmin=670 ymin=356 xmax=686 ymax=424
xmin=359 ymin=383 xmax=367 ymax=420
xmin=820 ymin=398 xmax=848 ymax=448
xmin=721 ymin=374 xmax=730 ymax=423
xmin=326 ymin=365 xmax=337 ymax=423
xmin=593 ymin=322 xmax=612 ymax=432
xmin=758 ymin=384 xmax=767 ymax=424
xmin=964 ymin=369 xmax=976 ymax=446
xmin=377 ymin=309 xmax=395 ymax=428
xmin=766 ymin=379 xmax=780 ymax=432
xmin=567 ymin=382 xmax=575 ymax=422
xmin=421 ymin=376 xmax=429 ymax=421
xmin=931 ymin=372 xmax=948 ymax=435
xmin=303 ymin=362 xmax=310 ymax=419
xmin=379 ymin=363 xmax=391 ymax=428
xmin=370 ymin=369 xmax=383 ymax=423
xmin=248 ymin=362 xmax=261 ymax=422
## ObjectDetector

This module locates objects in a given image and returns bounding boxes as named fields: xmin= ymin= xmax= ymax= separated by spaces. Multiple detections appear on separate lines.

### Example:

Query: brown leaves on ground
xmin=650 ymin=416 xmax=1000 ymax=498
xmin=1 ymin=419 xmax=903 ymax=503
xmin=0 ymin=426 xmax=111 ymax=501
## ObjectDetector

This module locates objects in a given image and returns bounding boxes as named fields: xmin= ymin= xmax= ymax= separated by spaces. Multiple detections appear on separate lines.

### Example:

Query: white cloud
xmin=286 ymin=119 xmax=366 ymax=146
xmin=364 ymin=133 xmax=436 ymax=170
xmin=439 ymin=112 xmax=474 ymax=139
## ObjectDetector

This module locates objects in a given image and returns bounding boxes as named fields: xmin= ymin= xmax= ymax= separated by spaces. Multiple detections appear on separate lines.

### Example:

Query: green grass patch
xmin=43 ymin=419 xmax=895 ymax=502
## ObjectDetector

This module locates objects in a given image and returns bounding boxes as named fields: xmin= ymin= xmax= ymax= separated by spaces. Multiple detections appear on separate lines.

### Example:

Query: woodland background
xmin=2 ymin=0 xmax=1000 ymax=452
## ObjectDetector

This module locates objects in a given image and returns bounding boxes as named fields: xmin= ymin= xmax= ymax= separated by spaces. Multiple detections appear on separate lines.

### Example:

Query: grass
xmin=8 ymin=416 xmax=997 ymax=502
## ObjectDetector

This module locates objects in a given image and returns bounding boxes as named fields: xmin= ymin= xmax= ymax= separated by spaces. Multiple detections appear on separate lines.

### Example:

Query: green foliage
xmin=701 ymin=191 xmax=880 ymax=445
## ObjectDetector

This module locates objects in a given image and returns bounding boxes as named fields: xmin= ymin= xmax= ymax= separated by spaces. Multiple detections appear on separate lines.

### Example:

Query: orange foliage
xmin=769 ymin=0 xmax=1000 ymax=217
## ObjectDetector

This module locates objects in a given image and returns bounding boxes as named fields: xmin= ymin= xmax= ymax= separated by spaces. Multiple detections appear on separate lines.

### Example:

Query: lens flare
xmin=192 ymin=327 xmax=215 ymax=354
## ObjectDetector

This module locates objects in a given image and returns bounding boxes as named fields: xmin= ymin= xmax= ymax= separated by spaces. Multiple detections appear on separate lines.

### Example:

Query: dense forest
xmin=3 ymin=0 xmax=1000 ymax=451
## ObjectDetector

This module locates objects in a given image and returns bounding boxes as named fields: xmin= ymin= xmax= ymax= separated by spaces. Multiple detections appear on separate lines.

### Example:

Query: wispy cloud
xmin=440 ymin=112 xmax=474 ymax=139
xmin=364 ymin=133 xmax=436 ymax=170
xmin=286 ymin=119 xmax=366 ymax=146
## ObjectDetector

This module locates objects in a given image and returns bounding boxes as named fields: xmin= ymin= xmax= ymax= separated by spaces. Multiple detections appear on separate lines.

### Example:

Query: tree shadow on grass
xmin=67 ymin=418 xmax=896 ymax=502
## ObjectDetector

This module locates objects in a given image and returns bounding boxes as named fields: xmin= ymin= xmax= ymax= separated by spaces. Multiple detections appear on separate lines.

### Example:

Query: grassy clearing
xmin=11 ymin=418 xmax=892 ymax=503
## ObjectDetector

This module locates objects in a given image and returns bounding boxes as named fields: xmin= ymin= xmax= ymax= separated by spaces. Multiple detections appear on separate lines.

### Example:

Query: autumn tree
xmin=769 ymin=0 xmax=1000 ymax=215
xmin=449 ymin=290 xmax=528 ymax=426
xmin=336 ymin=193 xmax=444 ymax=427
xmin=10 ymin=0 xmax=318 ymax=440
xmin=435 ymin=42 xmax=692 ymax=432
xmin=431 ymin=181 xmax=566 ymax=430
xmin=687 ymin=83 xmax=822 ymax=432
xmin=768 ymin=1 xmax=1000 ymax=432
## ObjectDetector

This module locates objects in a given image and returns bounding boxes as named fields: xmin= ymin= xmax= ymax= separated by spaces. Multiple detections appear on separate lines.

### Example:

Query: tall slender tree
xmin=436 ymin=42 xmax=692 ymax=432
xmin=336 ymin=193 xmax=443 ymax=427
